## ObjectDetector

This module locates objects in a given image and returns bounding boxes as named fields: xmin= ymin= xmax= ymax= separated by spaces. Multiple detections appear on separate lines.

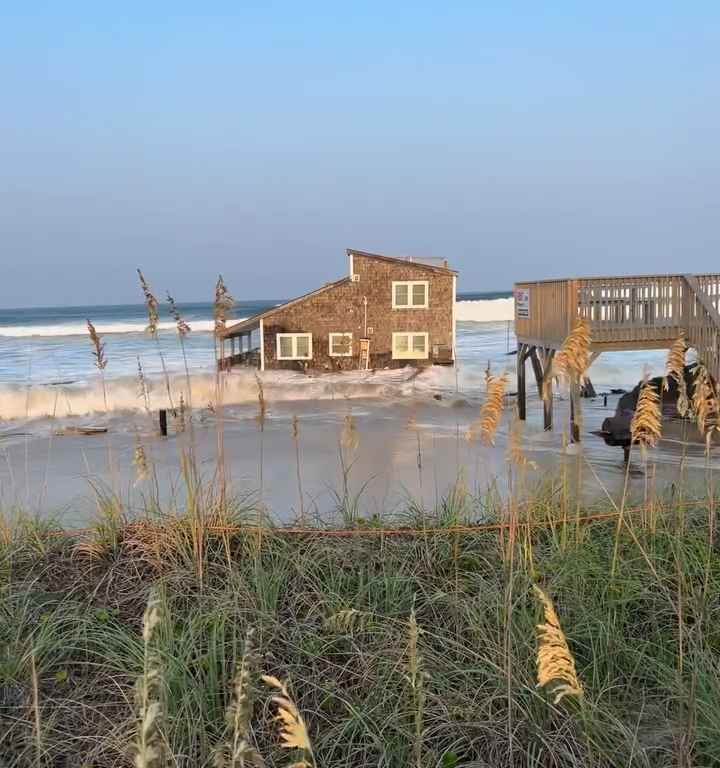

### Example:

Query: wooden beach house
xmin=218 ymin=249 xmax=457 ymax=371
xmin=513 ymin=273 xmax=720 ymax=438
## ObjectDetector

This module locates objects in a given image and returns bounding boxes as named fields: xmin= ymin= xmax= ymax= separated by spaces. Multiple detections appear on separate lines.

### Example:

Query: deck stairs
xmin=682 ymin=275 xmax=720 ymax=385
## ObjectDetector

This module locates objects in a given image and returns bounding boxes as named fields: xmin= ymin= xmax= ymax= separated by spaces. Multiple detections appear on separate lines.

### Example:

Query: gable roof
xmin=347 ymin=248 xmax=457 ymax=275
xmin=221 ymin=277 xmax=350 ymax=337
xmin=221 ymin=248 xmax=456 ymax=338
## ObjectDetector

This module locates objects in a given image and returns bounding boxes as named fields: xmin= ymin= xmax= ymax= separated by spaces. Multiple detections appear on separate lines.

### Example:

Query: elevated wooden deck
xmin=513 ymin=273 xmax=720 ymax=436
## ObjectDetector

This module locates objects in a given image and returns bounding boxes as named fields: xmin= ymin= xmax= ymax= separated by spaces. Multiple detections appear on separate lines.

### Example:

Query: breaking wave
xmin=0 ymin=319 xmax=224 ymax=338
xmin=456 ymin=298 xmax=514 ymax=323
xmin=0 ymin=298 xmax=516 ymax=339
xmin=0 ymin=368 xmax=439 ymax=421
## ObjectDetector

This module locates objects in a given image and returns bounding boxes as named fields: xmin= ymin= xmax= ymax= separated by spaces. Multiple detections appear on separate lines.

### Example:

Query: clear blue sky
xmin=2 ymin=2 xmax=719 ymax=307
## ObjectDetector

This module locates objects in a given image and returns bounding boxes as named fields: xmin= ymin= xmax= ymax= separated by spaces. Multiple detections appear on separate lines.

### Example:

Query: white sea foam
xmin=0 ymin=297 xmax=514 ymax=339
xmin=0 ymin=368 xmax=426 ymax=420
xmin=456 ymin=298 xmax=514 ymax=323
xmin=0 ymin=319 xmax=227 ymax=338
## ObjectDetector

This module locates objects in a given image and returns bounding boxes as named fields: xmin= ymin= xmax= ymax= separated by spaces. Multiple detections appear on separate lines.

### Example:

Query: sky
xmin=1 ymin=2 xmax=719 ymax=307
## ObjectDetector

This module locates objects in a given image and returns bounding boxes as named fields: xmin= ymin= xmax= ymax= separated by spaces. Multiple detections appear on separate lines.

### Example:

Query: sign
xmin=515 ymin=288 xmax=530 ymax=319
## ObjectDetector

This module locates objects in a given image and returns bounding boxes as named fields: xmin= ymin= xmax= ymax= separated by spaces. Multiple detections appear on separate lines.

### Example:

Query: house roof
xmin=221 ymin=277 xmax=350 ymax=337
xmin=347 ymin=248 xmax=457 ymax=275
xmin=221 ymin=248 xmax=456 ymax=338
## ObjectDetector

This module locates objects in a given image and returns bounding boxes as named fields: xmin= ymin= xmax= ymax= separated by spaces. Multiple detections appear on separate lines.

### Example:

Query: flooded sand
xmin=0 ymin=385 xmax=713 ymax=528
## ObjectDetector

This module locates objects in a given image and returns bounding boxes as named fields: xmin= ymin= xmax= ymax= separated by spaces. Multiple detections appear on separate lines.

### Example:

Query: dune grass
xmin=1 ymin=486 xmax=719 ymax=768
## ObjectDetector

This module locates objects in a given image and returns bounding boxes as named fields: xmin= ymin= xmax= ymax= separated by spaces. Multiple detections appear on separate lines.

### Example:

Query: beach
xmin=0 ymin=293 xmax=712 ymax=525
xmin=1 ymin=368 xmax=714 ymax=528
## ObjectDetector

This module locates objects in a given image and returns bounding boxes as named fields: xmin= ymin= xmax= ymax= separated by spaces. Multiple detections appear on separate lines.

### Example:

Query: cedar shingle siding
xmin=223 ymin=250 xmax=456 ymax=371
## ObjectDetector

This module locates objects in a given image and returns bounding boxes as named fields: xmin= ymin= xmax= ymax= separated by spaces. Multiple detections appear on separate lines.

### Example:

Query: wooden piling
xmin=517 ymin=344 xmax=527 ymax=420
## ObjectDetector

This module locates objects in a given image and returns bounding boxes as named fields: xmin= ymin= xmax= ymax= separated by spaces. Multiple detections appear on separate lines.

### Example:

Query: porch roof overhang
xmin=221 ymin=276 xmax=350 ymax=339
xmin=221 ymin=316 xmax=262 ymax=338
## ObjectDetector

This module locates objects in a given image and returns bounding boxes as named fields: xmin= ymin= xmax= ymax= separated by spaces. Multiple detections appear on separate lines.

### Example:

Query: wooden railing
xmin=514 ymin=273 xmax=720 ymax=380
xmin=684 ymin=275 xmax=720 ymax=384
xmin=575 ymin=274 xmax=686 ymax=346
xmin=218 ymin=350 xmax=261 ymax=371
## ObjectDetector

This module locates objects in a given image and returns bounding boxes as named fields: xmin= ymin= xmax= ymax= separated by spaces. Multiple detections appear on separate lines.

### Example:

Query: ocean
xmin=0 ymin=290 xmax=672 ymax=422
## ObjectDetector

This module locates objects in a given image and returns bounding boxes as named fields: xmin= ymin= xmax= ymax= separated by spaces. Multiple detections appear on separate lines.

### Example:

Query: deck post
xmin=570 ymin=378 xmax=581 ymax=443
xmin=529 ymin=346 xmax=554 ymax=430
xmin=542 ymin=348 xmax=555 ymax=431
xmin=543 ymin=389 xmax=553 ymax=431
xmin=517 ymin=343 xmax=527 ymax=421
xmin=529 ymin=347 xmax=546 ymax=398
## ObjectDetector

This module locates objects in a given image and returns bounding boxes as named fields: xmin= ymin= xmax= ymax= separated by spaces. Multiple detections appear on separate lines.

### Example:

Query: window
xmin=392 ymin=332 xmax=429 ymax=360
xmin=329 ymin=332 xmax=353 ymax=357
xmin=276 ymin=333 xmax=313 ymax=360
xmin=392 ymin=281 xmax=429 ymax=308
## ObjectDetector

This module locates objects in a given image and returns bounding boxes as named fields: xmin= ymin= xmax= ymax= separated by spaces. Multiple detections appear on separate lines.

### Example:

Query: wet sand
xmin=0 ymin=383 xmax=715 ymax=528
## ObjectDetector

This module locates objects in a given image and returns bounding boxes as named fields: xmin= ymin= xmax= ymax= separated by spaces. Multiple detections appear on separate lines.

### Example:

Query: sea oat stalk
xmin=692 ymin=364 xmax=720 ymax=595
xmin=87 ymin=319 xmax=107 ymax=371
xmin=262 ymin=675 xmax=315 ymax=766
xmin=692 ymin=364 xmax=720 ymax=447
xmin=175 ymin=394 xmax=186 ymax=434
xmin=167 ymin=291 xmax=194 ymax=420
xmin=137 ymin=356 xmax=152 ymax=414
xmin=214 ymin=275 xmax=235 ymax=507
xmin=214 ymin=274 xmax=235 ymax=348
xmin=631 ymin=378 xmax=663 ymax=453
xmin=506 ymin=411 xmax=537 ymax=470
xmin=533 ymin=585 xmax=583 ymax=706
xmin=138 ymin=270 xmax=159 ymax=335
xmin=665 ymin=335 xmax=689 ymax=417
xmin=340 ymin=412 xmax=359 ymax=453
xmin=551 ymin=317 xmax=592 ymax=442
xmin=137 ymin=269 xmax=175 ymax=412
xmin=407 ymin=414 xmax=424 ymax=503
xmin=133 ymin=436 xmax=150 ymax=485
xmin=87 ymin=319 xmax=109 ymax=411
xmin=553 ymin=317 xmax=592 ymax=382
xmin=292 ymin=415 xmax=305 ymax=525
xmin=255 ymin=375 xmax=267 ymax=432
xmin=214 ymin=275 xmax=235 ymax=329
xmin=166 ymin=292 xmax=191 ymax=337
xmin=407 ymin=608 xmax=425 ymax=768
xmin=30 ymin=648 xmax=42 ymax=767
xmin=339 ymin=412 xmax=359 ymax=521
xmin=214 ymin=628 xmax=262 ymax=768
xmin=255 ymin=375 xmax=267 ymax=506
xmin=466 ymin=373 xmax=507 ymax=444
xmin=133 ymin=587 xmax=167 ymax=768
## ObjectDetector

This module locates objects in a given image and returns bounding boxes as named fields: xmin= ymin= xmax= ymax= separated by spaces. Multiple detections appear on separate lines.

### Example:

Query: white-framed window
xmin=392 ymin=332 xmax=429 ymax=360
xmin=276 ymin=333 xmax=313 ymax=360
xmin=329 ymin=332 xmax=353 ymax=357
xmin=392 ymin=280 xmax=429 ymax=309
